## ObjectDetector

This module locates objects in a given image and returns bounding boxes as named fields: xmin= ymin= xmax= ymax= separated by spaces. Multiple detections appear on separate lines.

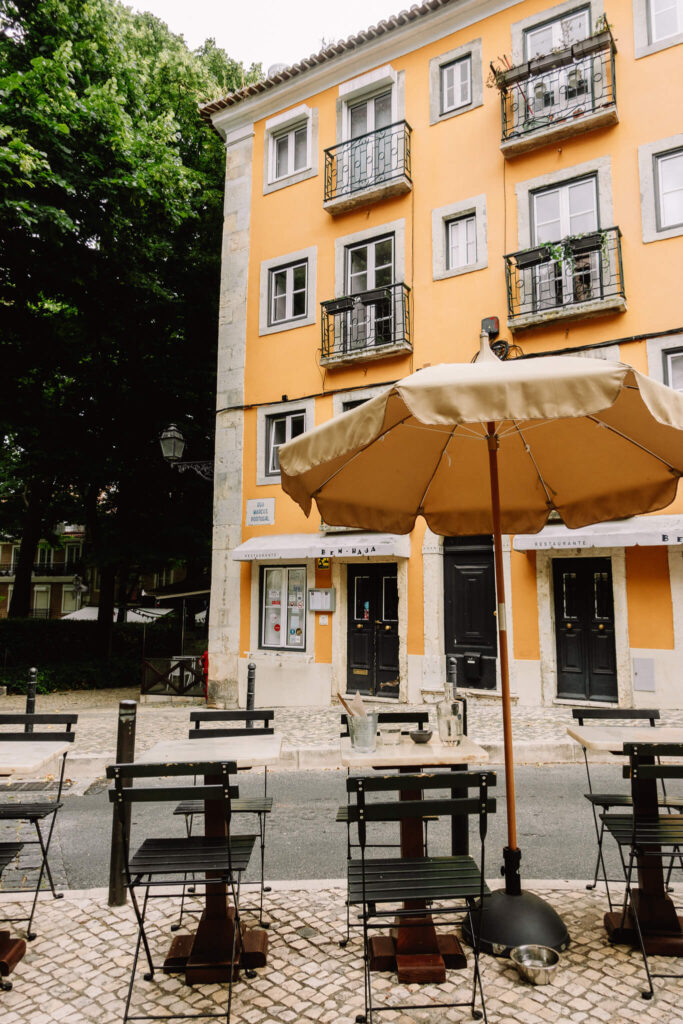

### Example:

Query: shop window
xmin=260 ymin=565 xmax=306 ymax=649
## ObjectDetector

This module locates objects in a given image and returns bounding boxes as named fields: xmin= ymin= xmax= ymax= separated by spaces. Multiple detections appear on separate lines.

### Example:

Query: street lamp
xmin=159 ymin=424 xmax=213 ymax=481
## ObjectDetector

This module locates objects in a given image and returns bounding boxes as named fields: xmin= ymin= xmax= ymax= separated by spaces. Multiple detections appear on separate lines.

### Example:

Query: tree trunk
xmin=8 ymin=479 xmax=53 ymax=618
xmin=97 ymin=563 xmax=116 ymax=659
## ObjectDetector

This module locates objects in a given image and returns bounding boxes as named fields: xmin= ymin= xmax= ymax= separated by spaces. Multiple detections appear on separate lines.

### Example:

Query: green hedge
xmin=0 ymin=617 xmax=180 ymax=693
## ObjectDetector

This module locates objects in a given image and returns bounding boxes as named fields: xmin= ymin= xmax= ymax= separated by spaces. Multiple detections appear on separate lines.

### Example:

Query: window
xmin=523 ymin=7 xmax=590 ymax=58
xmin=259 ymin=247 xmax=316 ymax=336
xmin=346 ymin=236 xmax=394 ymax=294
xmin=664 ymin=348 xmax=683 ymax=390
xmin=64 ymin=542 xmax=82 ymax=570
xmin=447 ymin=215 xmax=476 ymax=270
xmin=31 ymin=585 xmax=50 ymax=619
xmin=61 ymin=583 xmax=81 ymax=615
xmin=36 ymin=545 xmax=53 ymax=569
xmin=265 ymin=410 xmax=306 ymax=477
xmin=344 ymin=236 xmax=395 ymax=349
xmin=532 ymin=175 xmax=600 ymax=309
xmin=649 ymin=0 xmax=683 ymax=41
xmin=441 ymin=56 xmax=471 ymax=113
xmin=655 ymin=149 xmax=683 ymax=229
xmin=263 ymin=105 xmax=318 ymax=195
xmin=154 ymin=568 xmax=174 ymax=588
xmin=269 ymin=261 xmax=308 ymax=325
xmin=260 ymin=565 xmax=306 ymax=649
xmin=272 ymin=123 xmax=308 ymax=181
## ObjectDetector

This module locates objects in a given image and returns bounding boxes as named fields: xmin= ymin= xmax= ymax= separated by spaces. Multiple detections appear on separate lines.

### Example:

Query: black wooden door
xmin=553 ymin=558 xmax=617 ymax=701
xmin=347 ymin=564 xmax=399 ymax=697
xmin=444 ymin=537 xmax=497 ymax=690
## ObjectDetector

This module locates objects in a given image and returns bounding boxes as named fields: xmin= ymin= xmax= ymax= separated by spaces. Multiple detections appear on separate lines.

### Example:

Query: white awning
xmin=514 ymin=515 xmax=683 ymax=551
xmin=231 ymin=532 xmax=411 ymax=561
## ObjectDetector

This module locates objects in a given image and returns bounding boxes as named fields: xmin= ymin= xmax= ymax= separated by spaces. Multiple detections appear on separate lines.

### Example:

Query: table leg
xmin=369 ymin=766 xmax=467 ymax=983
xmin=605 ymin=755 xmax=683 ymax=954
xmin=164 ymin=774 xmax=268 ymax=982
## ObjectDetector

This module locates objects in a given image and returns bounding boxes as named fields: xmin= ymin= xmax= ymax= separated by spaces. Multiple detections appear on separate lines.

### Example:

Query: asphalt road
xmin=43 ymin=763 xmax=635 ymax=890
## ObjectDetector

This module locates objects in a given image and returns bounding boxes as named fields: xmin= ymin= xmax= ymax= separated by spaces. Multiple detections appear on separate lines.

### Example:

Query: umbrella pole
xmin=462 ymin=422 xmax=569 ymax=955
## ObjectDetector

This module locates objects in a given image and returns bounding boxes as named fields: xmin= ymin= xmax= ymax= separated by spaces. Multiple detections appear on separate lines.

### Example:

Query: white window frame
xmin=337 ymin=66 xmax=400 ymax=144
xmin=260 ymin=564 xmax=307 ymax=650
xmin=638 ymin=133 xmax=683 ymax=242
xmin=258 ymin=247 xmax=317 ymax=336
xmin=648 ymin=0 xmax=683 ymax=42
xmin=634 ymin=0 xmax=683 ymax=56
xmin=271 ymin=123 xmax=308 ymax=182
xmin=646 ymin=333 xmax=683 ymax=385
xmin=268 ymin=260 xmax=308 ymax=326
xmin=446 ymin=214 xmax=477 ymax=270
xmin=515 ymin=157 xmax=613 ymax=249
xmin=36 ymin=545 xmax=54 ymax=569
xmin=64 ymin=542 xmax=82 ymax=570
xmin=264 ymin=409 xmax=306 ymax=478
xmin=664 ymin=347 xmax=683 ymax=390
xmin=32 ymin=584 xmax=51 ymax=618
xmin=263 ymin=104 xmax=318 ymax=195
xmin=511 ymin=1 xmax=604 ymax=64
xmin=256 ymin=397 xmax=314 ymax=486
xmin=655 ymin=148 xmax=683 ymax=230
xmin=432 ymin=195 xmax=487 ymax=281
xmin=441 ymin=56 xmax=472 ymax=113
xmin=429 ymin=40 xmax=483 ymax=125
xmin=61 ymin=583 xmax=81 ymax=615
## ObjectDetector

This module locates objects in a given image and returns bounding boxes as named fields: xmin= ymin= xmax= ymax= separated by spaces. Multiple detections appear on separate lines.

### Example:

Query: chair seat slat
xmin=0 ymin=802 xmax=62 ymax=820
xmin=174 ymin=797 xmax=272 ymax=816
xmin=129 ymin=835 xmax=257 ymax=875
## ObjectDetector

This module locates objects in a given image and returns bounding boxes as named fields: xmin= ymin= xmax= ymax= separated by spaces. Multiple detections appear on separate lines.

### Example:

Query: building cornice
xmin=206 ymin=0 xmax=522 ymax=139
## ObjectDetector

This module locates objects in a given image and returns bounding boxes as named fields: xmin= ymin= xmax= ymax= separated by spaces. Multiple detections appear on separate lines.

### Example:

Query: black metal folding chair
xmin=601 ymin=742 xmax=683 ymax=1000
xmin=337 ymin=710 xmax=432 ymax=946
xmin=107 ymin=759 xmax=256 ymax=1024
xmin=346 ymin=770 xmax=496 ymax=1024
xmin=173 ymin=711 xmax=274 ymax=927
xmin=0 ymin=712 xmax=77 ymax=940
xmin=572 ymin=707 xmax=683 ymax=909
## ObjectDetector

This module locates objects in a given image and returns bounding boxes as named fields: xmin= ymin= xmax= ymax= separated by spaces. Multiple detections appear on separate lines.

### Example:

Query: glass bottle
xmin=436 ymin=680 xmax=464 ymax=746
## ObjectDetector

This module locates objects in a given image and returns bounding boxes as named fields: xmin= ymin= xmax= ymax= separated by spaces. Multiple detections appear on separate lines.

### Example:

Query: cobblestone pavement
xmin=4 ymin=687 xmax=683 ymax=771
xmin=2 ymin=881 xmax=683 ymax=1023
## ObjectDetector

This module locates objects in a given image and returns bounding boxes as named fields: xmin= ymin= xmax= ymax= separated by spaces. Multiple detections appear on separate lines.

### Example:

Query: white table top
xmin=137 ymin=733 xmax=283 ymax=770
xmin=567 ymin=724 xmax=683 ymax=754
xmin=0 ymin=740 xmax=71 ymax=777
xmin=340 ymin=733 xmax=488 ymax=768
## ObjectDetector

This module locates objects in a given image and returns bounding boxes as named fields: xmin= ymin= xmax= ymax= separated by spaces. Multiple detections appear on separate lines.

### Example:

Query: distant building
xmin=203 ymin=0 xmax=683 ymax=709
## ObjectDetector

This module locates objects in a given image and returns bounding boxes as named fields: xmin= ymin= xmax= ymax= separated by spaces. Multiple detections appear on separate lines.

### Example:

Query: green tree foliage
xmin=0 ymin=0 xmax=260 ymax=621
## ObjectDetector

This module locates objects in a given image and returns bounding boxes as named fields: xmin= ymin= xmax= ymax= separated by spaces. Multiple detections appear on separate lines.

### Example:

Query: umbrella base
xmin=462 ymin=888 xmax=570 ymax=957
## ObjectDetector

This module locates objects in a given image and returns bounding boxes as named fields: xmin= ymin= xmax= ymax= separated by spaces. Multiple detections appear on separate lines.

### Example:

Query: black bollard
xmin=246 ymin=662 xmax=256 ymax=726
xmin=108 ymin=700 xmax=137 ymax=906
xmin=25 ymin=667 xmax=37 ymax=733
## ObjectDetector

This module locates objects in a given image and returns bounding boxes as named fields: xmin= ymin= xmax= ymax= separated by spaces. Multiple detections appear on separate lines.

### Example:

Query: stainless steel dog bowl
xmin=510 ymin=944 xmax=560 ymax=985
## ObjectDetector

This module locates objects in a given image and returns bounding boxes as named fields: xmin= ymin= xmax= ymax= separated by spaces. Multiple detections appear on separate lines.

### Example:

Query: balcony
xmin=497 ymin=29 xmax=617 ymax=157
xmin=323 ymin=121 xmax=412 ymax=215
xmin=504 ymin=227 xmax=626 ymax=330
xmin=321 ymin=282 xmax=411 ymax=366
xmin=0 ymin=562 xmax=81 ymax=579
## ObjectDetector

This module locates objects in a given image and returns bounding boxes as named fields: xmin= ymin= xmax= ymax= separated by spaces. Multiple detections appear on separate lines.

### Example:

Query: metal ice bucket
xmin=347 ymin=712 xmax=379 ymax=753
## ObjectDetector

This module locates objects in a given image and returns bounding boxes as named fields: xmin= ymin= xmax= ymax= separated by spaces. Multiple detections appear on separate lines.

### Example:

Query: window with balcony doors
xmin=269 ymin=261 xmax=308 ymax=325
xmin=523 ymin=7 xmax=590 ymax=123
xmin=265 ymin=410 xmax=306 ymax=478
xmin=655 ymin=149 xmax=683 ymax=230
xmin=664 ymin=348 xmax=683 ymax=390
xmin=447 ymin=215 xmax=477 ymax=270
xmin=532 ymin=175 xmax=599 ymax=309
xmin=36 ymin=545 xmax=53 ymax=569
xmin=271 ymin=123 xmax=308 ymax=182
xmin=441 ymin=56 xmax=471 ymax=114
xmin=260 ymin=565 xmax=306 ymax=650
xmin=64 ymin=542 xmax=82 ymax=570
xmin=649 ymin=0 xmax=683 ymax=41
xmin=32 ymin=585 xmax=50 ymax=619
xmin=346 ymin=91 xmax=394 ymax=190
xmin=344 ymin=235 xmax=394 ymax=349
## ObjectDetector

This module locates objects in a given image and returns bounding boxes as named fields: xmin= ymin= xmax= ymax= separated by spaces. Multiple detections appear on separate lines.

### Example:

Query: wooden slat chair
xmin=337 ymin=710 xmax=432 ymax=946
xmin=108 ymin=759 xmax=256 ymax=1024
xmin=173 ymin=711 xmax=274 ymax=927
xmin=572 ymin=707 xmax=683 ymax=909
xmin=346 ymin=770 xmax=496 ymax=1024
xmin=601 ymin=742 xmax=683 ymax=1000
xmin=0 ymin=713 xmax=77 ymax=940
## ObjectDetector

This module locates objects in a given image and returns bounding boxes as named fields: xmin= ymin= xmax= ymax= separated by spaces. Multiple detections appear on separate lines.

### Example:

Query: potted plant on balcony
xmin=568 ymin=230 xmax=604 ymax=256
xmin=572 ymin=17 xmax=614 ymax=58
xmin=515 ymin=245 xmax=552 ymax=269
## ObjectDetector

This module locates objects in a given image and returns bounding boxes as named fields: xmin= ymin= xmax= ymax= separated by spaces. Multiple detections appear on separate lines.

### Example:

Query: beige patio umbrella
xmin=279 ymin=336 xmax=683 ymax=954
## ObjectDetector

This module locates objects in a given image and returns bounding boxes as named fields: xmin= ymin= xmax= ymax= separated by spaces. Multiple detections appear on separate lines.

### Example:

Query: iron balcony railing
xmin=497 ymin=29 xmax=616 ymax=143
xmin=0 ymin=562 xmax=81 ymax=577
xmin=504 ymin=227 xmax=625 ymax=324
xmin=324 ymin=121 xmax=412 ymax=202
xmin=321 ymin=282 xmax=411 ymax=360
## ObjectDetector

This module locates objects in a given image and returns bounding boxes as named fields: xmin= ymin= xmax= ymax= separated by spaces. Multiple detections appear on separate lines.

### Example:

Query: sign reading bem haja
xmin=246 ymin=498 xmax=275 ymax=526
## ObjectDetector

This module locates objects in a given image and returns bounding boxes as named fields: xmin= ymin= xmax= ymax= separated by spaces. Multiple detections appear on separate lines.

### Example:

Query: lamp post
xmin=159 ymin=424 xmax=213 ymax=481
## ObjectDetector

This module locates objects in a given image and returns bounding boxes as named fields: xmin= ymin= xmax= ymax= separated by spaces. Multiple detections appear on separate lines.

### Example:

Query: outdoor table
xmin=137 ymin=733 xmax=283 ymax=983
xmin=0 ymin=736 xmax=71 ymax=984
xmin=567 ymin=723 xmax=683 ymax=954
xmin=341 ymin=731 xmax=488 ymax=983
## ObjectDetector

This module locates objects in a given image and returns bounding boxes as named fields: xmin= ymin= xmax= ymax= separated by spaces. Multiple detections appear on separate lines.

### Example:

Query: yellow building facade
xmin=204 ymin=0 xmax=683 ymax=710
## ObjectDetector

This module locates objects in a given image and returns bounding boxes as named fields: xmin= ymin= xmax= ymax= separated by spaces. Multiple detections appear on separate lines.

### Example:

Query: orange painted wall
xmin=232 ymin=0 xmax=683 ymax=670
xmin=511 ymin=551 xmax=540 ymax=660
xmin=625 ymin=547 xmax=674 ymax=650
